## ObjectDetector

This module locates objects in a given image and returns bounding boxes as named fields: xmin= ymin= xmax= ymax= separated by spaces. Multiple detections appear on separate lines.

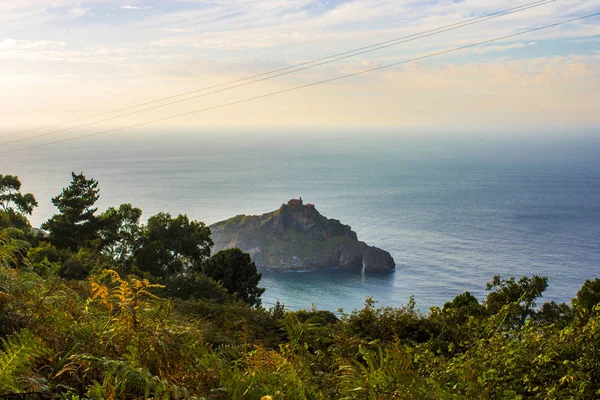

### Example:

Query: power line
xmin=0 ymin=0 xmax=555 ymax=145
xmin=1 ymin=0 xmax=551 ymax=139
xmin=3 ymin=12 xmax=598 ymax=155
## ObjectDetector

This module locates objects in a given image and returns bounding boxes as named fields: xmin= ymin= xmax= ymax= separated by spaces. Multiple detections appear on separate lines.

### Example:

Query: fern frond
xmin=0 ymin=228 xmax=24 ymax=244
xmin=0 ymin=329 xmax=47 ymax=393
xmin=0 ymin=228 xmax=30 ymax=269
xmin=71 ymin=354 xmax=190 ymax=399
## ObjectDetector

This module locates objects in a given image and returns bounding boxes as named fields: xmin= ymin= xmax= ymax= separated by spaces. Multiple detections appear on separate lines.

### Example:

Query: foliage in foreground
xmin=2 ymin=238 xmax=600 ymax=399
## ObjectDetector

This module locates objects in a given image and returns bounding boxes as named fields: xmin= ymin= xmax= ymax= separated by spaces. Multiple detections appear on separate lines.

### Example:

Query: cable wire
xmin=3 ymin=12 xmax=598 ymax=155
xmin=0 ymin=0 xmax=555 ymax=143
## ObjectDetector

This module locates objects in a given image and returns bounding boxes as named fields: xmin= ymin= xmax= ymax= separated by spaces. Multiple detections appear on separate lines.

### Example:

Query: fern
xmin=90 ymin=269 xmax=165 ymax=325
xmin=0 ymin=329 xmax=47 ymax=393
xmin=63 ymin=354 xmax=192 ymax=399
xmin=338 ymin=343 xmax=449 ymax=399
xmin=0 ymin=228 xmax=30 ymax=269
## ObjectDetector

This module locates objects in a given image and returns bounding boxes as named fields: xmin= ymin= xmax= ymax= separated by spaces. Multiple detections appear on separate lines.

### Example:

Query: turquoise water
xmin=3 ymin=130 xmax=600 ymax=312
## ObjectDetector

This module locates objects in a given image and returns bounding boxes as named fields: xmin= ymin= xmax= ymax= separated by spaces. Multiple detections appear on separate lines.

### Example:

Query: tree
xmin=0 ymin=174 xmax=37 ymax=229
xmin=0 ymin=174 xmax=37 ymax=216
xmin=100 ymin=203 xmax=143 ymax=270
xmin=161 ymin=272 xmax=229 ymax=302
xmin=442 ymin=291 xmax=483 ymax=321
xmin=59 ymin=247 xmax=114 ymax=280
xmin=202 ymin=248 xmax=265 ymax=306
xmin=442 ymin=291 xmax=484 ymax=326
xmin=135 ymin=213 xmax=212 ymax=278
xmin=484 ymin=275 xmax=548 ymax=327
xmin=41 ymin=172 xmax=101 ymax=251
xmin=573 ymin=278 xmax=600 ymax=317
xmin=532 ymin=300 xmax=573 ymax=327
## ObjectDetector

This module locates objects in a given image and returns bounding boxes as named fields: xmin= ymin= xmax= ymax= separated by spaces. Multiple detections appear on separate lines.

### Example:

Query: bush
xmin=160 ymin=272 xmax=230 ymax=302
xmin=60 ymin=247 xmax=114 ymax=279
xmin=203 ymin=248 xmax=265 ymax=307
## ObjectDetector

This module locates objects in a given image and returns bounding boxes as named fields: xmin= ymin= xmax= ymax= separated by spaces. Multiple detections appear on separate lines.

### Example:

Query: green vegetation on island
xmin=1 ymin=172 xmax=600 ymax=399
xmin=210 ymin=200 xmax=396 ymax=272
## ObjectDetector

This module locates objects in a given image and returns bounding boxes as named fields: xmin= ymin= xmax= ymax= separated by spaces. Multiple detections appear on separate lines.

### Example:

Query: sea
xmin=2 ymin=128 xmax=600 ymax=313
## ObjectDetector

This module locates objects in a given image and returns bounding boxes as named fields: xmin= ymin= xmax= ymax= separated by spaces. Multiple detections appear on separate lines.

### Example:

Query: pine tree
xmin=41 ymin=172 xmax=102 ymax=251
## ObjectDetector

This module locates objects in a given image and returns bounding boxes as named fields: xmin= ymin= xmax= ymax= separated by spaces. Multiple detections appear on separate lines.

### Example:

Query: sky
xmin=1 ymin=0 xmax=600 ymax=138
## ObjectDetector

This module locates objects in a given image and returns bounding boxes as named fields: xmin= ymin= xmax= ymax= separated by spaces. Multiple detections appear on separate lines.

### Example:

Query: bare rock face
xmin=361 ymin=244 xmax=397 ymax=272
xmin=210 ymin=204 xmax=395 ymax=272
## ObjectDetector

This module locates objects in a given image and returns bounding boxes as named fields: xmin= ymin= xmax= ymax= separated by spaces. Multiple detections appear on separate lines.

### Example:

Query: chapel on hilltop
xmin=287 ymin=197 xmax=315 ymax=208
xmin=288 ymin=197 xmax=303 ymax=206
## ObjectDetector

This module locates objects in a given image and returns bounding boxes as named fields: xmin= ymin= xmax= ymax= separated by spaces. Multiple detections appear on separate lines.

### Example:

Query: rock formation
xmin=210 ymin=202 xmax=395 ymax=272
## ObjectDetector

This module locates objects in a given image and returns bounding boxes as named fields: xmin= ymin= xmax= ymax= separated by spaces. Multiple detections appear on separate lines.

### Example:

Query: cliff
xmin=210 ymin=204 xmax=395 ymax=272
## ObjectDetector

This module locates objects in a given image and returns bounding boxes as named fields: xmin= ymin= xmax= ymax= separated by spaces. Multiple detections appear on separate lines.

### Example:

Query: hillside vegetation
xmin=1 ymin=172 xmax=599 ymax=399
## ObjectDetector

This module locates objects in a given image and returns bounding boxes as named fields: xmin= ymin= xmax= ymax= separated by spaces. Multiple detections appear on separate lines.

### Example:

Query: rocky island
xmin=210 ymin=198 xmax=396 ymax=272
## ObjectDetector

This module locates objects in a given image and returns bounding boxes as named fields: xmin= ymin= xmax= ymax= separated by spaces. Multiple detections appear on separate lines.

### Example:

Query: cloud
xmin=127 ymin=0 xmax=600 ymax=64
xmin=122 ymin=5 xmax=153 ymax=10
xmin=152 ymin=36 xmax=276 ymax=50
xmin=0 ymin=38 xmax=66 ymax=50
xmin=160 ymin=28 xmax=194 ymax=33
xmin=1 ymin=0 xmax=600 ymax=130
xmin=68 ymin=7 xmax=91 ymax=18
xmin=471 ymin=42 xmax=528 ymax=55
